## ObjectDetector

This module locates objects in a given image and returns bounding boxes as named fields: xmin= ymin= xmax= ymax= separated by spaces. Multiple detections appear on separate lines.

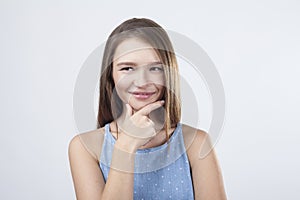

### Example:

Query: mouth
xmin=129 ymin=91 xmax=156 ymax=100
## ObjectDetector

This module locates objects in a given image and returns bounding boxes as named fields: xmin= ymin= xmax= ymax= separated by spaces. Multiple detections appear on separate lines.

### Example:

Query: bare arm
xmin=68 ymin=101 xmax=164 ymax=199
xmin=68 ymin=135 xmax=105 ymax=199
xmin=187 ymin=130 xmax=227 ymax=200
xmin=68 ymin=135 xmax=136 ymax=200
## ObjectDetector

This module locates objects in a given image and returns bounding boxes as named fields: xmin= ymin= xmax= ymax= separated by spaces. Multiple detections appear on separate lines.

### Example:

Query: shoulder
xmin=69 ymin=126 xmax=106 ymax=162
xmin=181 ymin=123 xmax=212 ymax=166
xmin=181 ymin=123 xmax=208 ymax=149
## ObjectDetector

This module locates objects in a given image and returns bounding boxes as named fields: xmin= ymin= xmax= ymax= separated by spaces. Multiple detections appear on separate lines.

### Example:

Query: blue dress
xmin=99 ymin=123 xmax=195 ymax=200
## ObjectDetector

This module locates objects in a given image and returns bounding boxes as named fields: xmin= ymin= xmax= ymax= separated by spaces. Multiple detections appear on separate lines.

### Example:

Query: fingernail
xmin=160 ymin=100 xmax=165 ymax=104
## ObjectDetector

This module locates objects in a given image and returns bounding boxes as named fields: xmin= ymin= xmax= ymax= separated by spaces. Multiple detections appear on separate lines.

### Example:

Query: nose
xmin=133 ymin=68 xmax=149 ymax=87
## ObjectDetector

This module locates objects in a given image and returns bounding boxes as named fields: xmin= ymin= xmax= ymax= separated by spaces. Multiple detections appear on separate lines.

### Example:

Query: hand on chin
xmin=130 ymin=101 xmax=155 ymax=113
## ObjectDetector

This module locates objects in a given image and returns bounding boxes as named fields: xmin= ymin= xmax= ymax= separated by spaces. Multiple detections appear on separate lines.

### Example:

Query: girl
xmin=69 ymin=18 xmax=227 ymax=200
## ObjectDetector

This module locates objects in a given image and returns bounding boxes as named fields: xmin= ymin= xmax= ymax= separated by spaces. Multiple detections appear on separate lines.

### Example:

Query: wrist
xmin=114 ymin=140 xmax=138 ymax=154
xmin=111 ymin=141 xmax=136 ymax=173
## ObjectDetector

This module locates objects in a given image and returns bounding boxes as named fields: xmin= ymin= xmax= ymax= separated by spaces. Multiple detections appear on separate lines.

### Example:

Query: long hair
xmin=97 ymin=18 xmax=181 ymax=139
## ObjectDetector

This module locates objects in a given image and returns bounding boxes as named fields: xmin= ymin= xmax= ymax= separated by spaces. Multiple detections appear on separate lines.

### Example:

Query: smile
xmin=129 ymin=91 xmax=156 ymax=100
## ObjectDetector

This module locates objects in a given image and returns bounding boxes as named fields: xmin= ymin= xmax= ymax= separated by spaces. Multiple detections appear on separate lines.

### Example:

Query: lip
xmin=129 ymin=91 xmax=156 ymax=100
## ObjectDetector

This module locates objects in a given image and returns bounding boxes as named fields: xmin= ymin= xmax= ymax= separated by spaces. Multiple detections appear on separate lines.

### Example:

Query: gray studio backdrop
xmin=0 ymin=0 xmax=299 ymax=199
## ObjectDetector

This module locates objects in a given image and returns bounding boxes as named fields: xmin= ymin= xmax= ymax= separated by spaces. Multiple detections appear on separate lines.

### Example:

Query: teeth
xmin=134 ymin=93 xmax=151 ymax=95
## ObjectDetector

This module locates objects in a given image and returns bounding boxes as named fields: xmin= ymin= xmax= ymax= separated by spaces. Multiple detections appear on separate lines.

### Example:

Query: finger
xmin=136 ymin=100 xmax=164 ymax=116
xmin=125 ymin=104 xmax=133 ymax=117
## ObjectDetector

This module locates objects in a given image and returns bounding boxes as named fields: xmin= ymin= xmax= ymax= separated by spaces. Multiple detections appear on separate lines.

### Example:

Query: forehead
xmin=113 ymin=38 xmax=161 ymax=64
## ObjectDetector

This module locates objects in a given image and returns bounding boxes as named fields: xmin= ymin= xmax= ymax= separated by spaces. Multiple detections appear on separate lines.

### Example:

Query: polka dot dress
xmin=100 ymin=123 xmax=194 ymax=199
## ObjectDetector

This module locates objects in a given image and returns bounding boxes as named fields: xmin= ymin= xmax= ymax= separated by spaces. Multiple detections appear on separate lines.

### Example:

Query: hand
xmin=115 ymin=100 xmax=165 ymax=152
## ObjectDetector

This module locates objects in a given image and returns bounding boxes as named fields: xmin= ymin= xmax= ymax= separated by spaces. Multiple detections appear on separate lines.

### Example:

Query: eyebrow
xmin=116 ymin=61 xmax=163 ymax=67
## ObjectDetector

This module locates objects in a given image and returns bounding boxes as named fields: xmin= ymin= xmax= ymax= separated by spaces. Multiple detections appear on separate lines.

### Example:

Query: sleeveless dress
xmin=99 ymin=123 xmax=195 ymax=200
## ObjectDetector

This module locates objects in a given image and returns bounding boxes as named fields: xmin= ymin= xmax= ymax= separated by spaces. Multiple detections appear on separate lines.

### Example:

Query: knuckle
xmin=141 ymin=116 xmax=148 ymax=121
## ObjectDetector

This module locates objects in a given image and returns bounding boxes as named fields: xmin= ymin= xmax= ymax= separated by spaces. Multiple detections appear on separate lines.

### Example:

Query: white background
xmin=1 ymin=0 xmax=299 ymax=199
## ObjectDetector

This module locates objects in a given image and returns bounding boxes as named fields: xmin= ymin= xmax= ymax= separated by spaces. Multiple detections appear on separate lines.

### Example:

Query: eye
xmin=150 ymin=65 xmax=164 ymax=72
xmin=120 ymin=67 xmax=134 ymax=71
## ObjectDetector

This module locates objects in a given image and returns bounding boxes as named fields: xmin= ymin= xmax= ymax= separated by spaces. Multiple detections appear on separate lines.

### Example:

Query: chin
xmin=130 ymin=102 xmax=150 ymax=111
xmin=130 ymin=99 xmax=157 ymax=111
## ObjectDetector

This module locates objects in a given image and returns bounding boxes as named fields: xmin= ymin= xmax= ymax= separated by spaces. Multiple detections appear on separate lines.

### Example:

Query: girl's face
xmin=112 ymin=38 xmax=165 ymax=111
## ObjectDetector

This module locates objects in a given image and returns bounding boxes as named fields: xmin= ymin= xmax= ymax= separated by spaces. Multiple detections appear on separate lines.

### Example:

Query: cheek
xmin=114 ymin=84 xmax=128 ymax=103
xmin=158 ymin=85 xmax=165 ymax=95
xmin=113 ymin=74 xmax=133 ymax=103
xmin=113 ymin=68 xmax=129 ymax=88
xmin=150 ymin=74 xmax=165 ymax=86
xmin=115 ymin=75 xmax=133 ymax=88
